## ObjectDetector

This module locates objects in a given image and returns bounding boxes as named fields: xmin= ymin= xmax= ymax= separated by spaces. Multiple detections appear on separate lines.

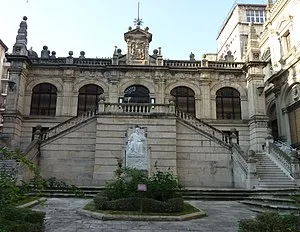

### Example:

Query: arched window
xmin=30 ymin=83 xmax=57 ymax=116
xmin=77 ymin=84 xmax=103 ymax=115
xmin=216 ymin=87 xmax=241 ymax=120
xmin=170 ymin=86 xmax=195 ymax=116
xmin=123 ymin=85 xmax=150 ymax=103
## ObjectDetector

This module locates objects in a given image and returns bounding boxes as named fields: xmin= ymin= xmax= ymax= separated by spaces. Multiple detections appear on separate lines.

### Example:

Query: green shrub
xmin=106 ymin=197 xmax=140 ymax=211
xmin=94 ymin=159 xmax=184 ymax=213
xmin=105 ymin=167 xmax=148 ymax=200
xmin=93 ymin=193 xmax=109 ymax=209
xmin=0 ymin=206 xmax=45 ymax=232
xmin=239 ymin=212 xmax=300 ymax=232
xmin=141 ymin=197 xmax=184 ymax=213
xmin=147 ymin=167 xmax=183 ymax=201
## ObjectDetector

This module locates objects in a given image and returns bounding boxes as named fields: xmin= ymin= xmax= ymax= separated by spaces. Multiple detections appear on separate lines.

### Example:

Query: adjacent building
xmin=0 ymin=40 xmax=9 ymax=132
xmin=217 ymin=3 xmax=267 ymax=61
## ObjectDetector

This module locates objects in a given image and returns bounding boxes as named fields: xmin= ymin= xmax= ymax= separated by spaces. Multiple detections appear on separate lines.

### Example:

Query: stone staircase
xmin=255 ymin=153 xmax=297 ymax=189
xmin=240 ymin=196 xmax=299 ymax=214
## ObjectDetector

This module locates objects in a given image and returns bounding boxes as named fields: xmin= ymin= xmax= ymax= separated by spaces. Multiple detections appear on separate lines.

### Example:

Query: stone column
xmin=265 ymin=135 xmax=274 ymax=153
xmin=61 ymin=73 xmax=74 ymax=116
xmin=281 ymin=107 xmax=292 ymax=143
xmin=246 ymin=68 xmax=268 ymax=152
xmin=274 ymin=90 xmax=283 ymax=136
xmin=200 ymin=83 xmax=210 ymax=119
xmin=2 ymin=58 xmax=28 ymax=148
xmin=107 ymin=71 xmax=120 ymax=103
xmin=240 ymin=96 xmax=249 ymax=120
xmin=155 ymin=78 xmax=165 ymax=104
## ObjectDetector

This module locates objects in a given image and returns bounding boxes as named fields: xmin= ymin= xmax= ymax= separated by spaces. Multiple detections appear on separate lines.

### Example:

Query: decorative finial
xmin=133 ymin=1 xmax=143 ymax=28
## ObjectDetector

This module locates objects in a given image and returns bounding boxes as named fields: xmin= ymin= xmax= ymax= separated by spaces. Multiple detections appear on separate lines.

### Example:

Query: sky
xmin=0 ymin=0 xmax=266 ymax=60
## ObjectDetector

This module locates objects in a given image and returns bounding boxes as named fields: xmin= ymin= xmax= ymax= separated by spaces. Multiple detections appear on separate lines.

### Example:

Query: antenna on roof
xmin=133 ymin=1 xmax=143 ymax=28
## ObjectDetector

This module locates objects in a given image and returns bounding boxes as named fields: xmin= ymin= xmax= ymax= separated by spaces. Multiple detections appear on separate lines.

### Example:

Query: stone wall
xmin=39 ymin=119 xmax=96 ymax=186
xmin=176 ymin=121 xmax=233 ymax=187
xmin=93 ymin=115 xmax=177 ymax=185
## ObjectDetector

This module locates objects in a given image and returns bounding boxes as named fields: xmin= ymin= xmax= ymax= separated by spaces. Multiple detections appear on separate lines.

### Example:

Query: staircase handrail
xmin=274 ymin=140 xmax=296 ymax=154
xmin=269 ymin=142 xmax=292 ymax=174
xmin=231 ymin=143 xmax=248 ymax=176
xmin=41 ymin=108 xmax=98 ymax=142
xmin=175 ymin=109 xmax=231 ymax=148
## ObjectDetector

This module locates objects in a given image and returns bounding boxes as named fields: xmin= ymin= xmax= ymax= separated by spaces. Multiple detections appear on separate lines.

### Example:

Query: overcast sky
xmin=0 ymin=0 xmax=266 ymax=59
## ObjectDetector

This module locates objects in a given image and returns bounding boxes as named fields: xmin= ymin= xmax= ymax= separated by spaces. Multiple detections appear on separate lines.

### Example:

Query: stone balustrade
xmin=232 ymin=143 xmax=249 ymax=176
xmin=207 ymin=61 xmax=244 ymax=69
xmin=175 ymin=110 xmax=231 ymax=147
xmin=164 ymin=60 xmax=202 ymax=68
xmin=29 ymin=57 xmax=244 ymax=70
xmin=41 ymin=108 xmax=98 ymax=142
xmin=30 ymin=58 xmax=66 ymax=64
xmin=99 ymin=102 xmax=176 ymax=115
xmin=268 ymin=142 xmax=292 ymax=174
xmin=73 ymin=58 xmax=111 ymax=66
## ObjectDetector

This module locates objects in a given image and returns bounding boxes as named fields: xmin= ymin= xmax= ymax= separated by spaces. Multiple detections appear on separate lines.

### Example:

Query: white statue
xmin=126 ymin=127 xmax=145 ymax=155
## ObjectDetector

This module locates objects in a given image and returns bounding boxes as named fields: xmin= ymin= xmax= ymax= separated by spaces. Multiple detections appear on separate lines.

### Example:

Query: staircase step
xmin=240 ymin=200 xmax=299 ymax=211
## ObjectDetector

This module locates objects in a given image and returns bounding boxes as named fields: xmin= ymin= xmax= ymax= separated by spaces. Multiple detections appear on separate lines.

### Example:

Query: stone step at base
xmin=245 ymin=197 xmax=297 ymax=205
xmin=258 ymin=179 xmax=294 ymax=182
xmin=257 ymin=185 xmax=297 ymax=189
xmin=240 ymin=200 xmax=299 ymax=211
xmin=244 ymin=205 xmax=298 ymax=214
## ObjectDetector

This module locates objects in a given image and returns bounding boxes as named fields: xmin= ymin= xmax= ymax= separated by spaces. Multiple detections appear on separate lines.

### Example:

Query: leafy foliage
xmin=94 ymin=159 xmax=184 ymax=212
xmin=239 ymin=212 xmax=300 ymax=232
xmin=0 ymin=147 xmax=43 ymax=206
xmin=0 ymin=206 xmax=45 ymax=232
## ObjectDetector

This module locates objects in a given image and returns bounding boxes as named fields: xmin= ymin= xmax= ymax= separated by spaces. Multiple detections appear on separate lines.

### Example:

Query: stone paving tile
xmin=33 ymin=198 xmax=257 ymax=232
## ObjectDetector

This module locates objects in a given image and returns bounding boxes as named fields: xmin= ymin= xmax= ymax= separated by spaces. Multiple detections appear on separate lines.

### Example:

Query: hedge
xmin=0 ymin=206 xmax=45 ymax=232
xmin=94 ymin=193 xmax=184 ymax=213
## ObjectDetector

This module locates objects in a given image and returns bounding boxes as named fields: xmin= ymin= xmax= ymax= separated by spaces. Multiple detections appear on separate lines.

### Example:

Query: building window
xmin=30 ymin=83 xmax=57 ymax=116
xmin=216 ymin=87 xmax=241 ymax=120
xmin=170 ymin=86 xmax=195 ymax=116
xmin=283 ymin=31 xmax=291 ymax=54
xmin=77 ymin=84 xmax=103 ymax=115
xmin=246 ymin=10 xmax=266 ymax=23
xmin=123 ymin=85 xmax=150 ymax=103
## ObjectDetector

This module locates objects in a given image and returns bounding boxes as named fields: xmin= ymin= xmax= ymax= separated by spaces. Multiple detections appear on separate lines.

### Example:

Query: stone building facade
xmin=0 ymin=40 xmax=9 ymax=131
xmin=2 ymin=1 xmax=299 ymax=189
xmin=260 ymin=0 xmax=300 ymax=149
xmin=217 ymin=3 xmax=267 ymax=61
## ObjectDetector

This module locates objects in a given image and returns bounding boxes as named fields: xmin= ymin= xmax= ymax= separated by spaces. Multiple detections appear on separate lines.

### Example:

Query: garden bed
xmin=78 ymin=200 xmax=206 ymax=221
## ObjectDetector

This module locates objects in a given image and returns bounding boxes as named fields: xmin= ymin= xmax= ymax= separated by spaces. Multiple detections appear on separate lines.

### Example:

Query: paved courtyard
xmin=33 ymin=198 xmax=256 ymax=232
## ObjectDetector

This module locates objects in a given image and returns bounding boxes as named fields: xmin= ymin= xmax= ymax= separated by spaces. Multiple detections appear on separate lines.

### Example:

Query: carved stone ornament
xmin=125 ymin=126 xmax=148 ymax=171
xmin=291 ymin=84 xmax=300 ymax=101
xmin=130 ymin=41 xmax=146 ymax=60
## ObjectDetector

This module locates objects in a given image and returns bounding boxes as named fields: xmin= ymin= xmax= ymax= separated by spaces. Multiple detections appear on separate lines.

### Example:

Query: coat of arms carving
xmin=130 ymin=41 xmax=146 ymax=60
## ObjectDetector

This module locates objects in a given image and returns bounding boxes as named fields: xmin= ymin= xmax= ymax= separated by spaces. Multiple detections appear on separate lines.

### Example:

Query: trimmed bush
xmin=239 ymin=212 xmax=300 ymax=232
xmin=141 ymin=197 xmax=184 ymax=213
xmin=106 ymin=197 xmax=140 ymax=211
xmin=93 ymin=193 xmax=109 ymax=209
xmin=93 ymin=193 xmax=184 ymax=213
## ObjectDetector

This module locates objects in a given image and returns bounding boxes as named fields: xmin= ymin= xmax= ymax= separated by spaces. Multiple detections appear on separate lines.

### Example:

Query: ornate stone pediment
xmin=124 ymin=28 xmax=152 ymax=65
